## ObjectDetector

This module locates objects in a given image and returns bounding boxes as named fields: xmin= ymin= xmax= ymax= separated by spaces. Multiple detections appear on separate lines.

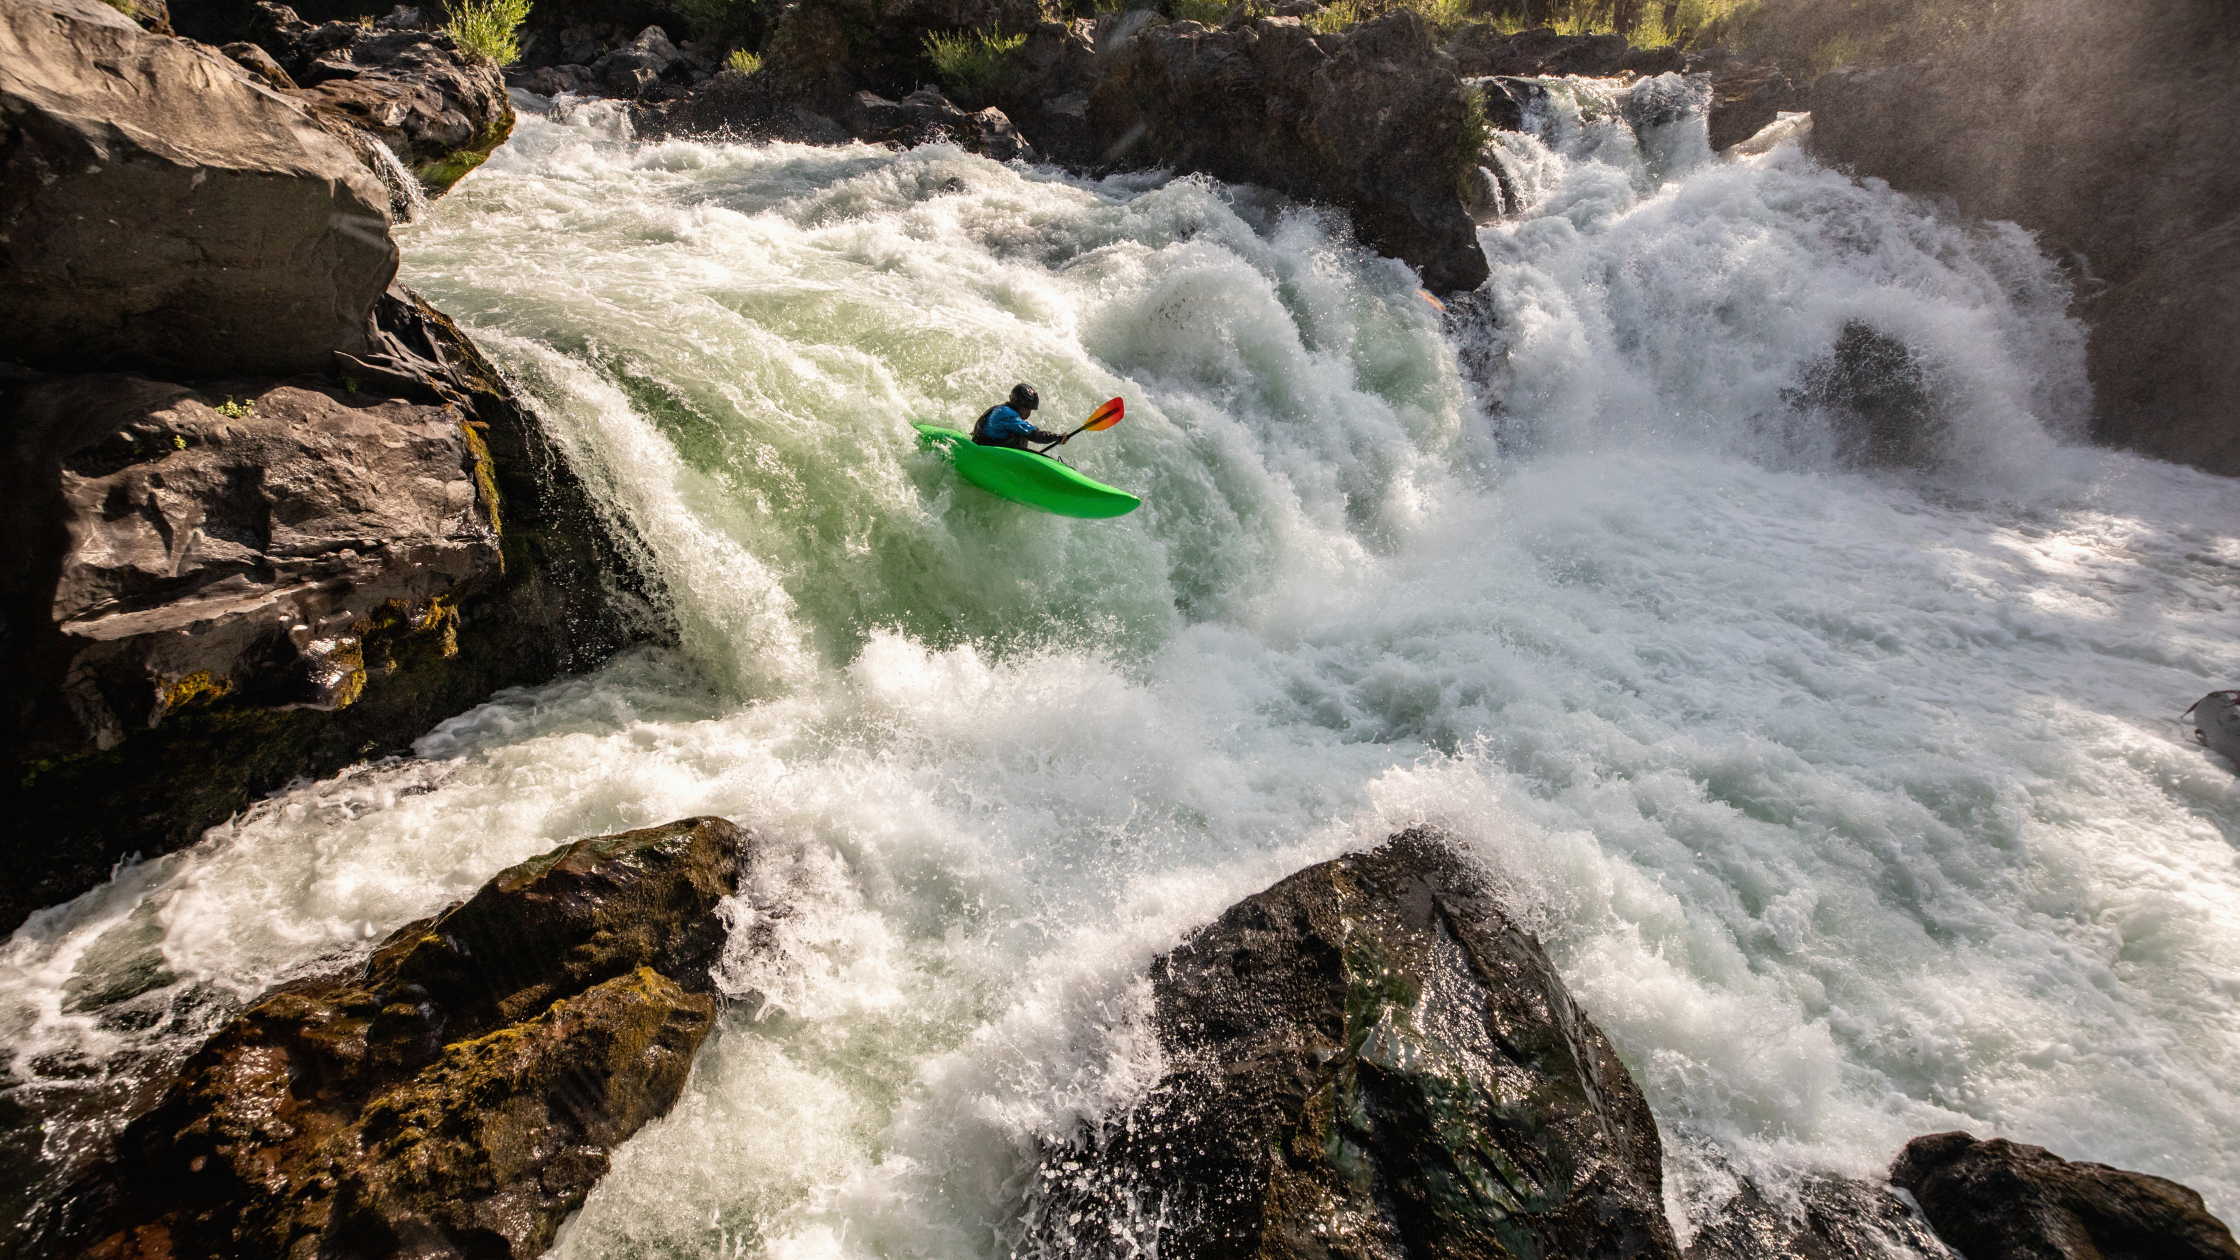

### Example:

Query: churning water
xmin=7 ymin=80 xmax=2240 ymax=1256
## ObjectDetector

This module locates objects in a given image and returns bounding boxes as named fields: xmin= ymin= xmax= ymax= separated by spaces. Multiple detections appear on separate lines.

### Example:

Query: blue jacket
xmin=973 ymin=404 xmax=1058 ymax=446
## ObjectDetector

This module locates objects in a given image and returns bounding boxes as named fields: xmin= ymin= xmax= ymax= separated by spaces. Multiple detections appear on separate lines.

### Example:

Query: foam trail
xmin=4 ymin=84 xmax=2239 ymax=1259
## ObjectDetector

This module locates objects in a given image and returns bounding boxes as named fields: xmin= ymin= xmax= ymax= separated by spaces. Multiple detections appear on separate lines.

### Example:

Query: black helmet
xmin=1009 ymin=383 xmax=1039 ymax=414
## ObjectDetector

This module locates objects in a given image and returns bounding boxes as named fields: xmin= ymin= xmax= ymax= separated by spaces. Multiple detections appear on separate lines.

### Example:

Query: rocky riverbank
xmin=1 ymin=0 xmax=665 ymax=934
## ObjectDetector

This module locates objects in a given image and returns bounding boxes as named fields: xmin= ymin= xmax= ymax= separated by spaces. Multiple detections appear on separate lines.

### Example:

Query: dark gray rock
xmin=1891 ymin=1131 xmax=2240 ymax=1260
xmin=1684 ymin=1171 xmax=1953 ymax=1260
xmin=2188 ymin=692 xmax=2240 ymax=768
xmin=1021 ymin=829 xmax=1678 ymax=1260
xmin=1087 ymin=11 xmax=1490 ymax=292
xmin=0 ymin=0 xmax=396 ymax=378
xmin=53 ymin=818 xmax=752 ymax=1260
xmin=1783 ymin=320 xmax=1945 ymax=469
xmin=1807 ymin=0 xmax=2240 ymax=477
xmin=2 ymin=285 xmax=668 ymax=936
xmin=244 ymin=1 xmax=515 ymax=194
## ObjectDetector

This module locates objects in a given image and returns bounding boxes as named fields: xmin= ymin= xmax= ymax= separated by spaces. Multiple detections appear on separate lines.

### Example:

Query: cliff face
xmin=1 ymin=0 xmax=663 ymax=935
xmin=1807 ymin=0 xmax=2240 ymax=476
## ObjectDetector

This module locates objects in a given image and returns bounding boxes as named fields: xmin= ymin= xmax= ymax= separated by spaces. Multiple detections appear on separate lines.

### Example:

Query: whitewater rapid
xmin=6 ymin=82 xmax=2240 ymax=1256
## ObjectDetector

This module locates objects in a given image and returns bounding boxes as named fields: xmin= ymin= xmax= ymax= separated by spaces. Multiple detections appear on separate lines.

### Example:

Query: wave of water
xmin=5 ymin=85 xmax=2239 ymax=1255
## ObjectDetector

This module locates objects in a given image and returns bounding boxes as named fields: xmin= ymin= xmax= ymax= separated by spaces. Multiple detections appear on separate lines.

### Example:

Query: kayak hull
xmin=913 ymin=424 xmax=1141 ymax=519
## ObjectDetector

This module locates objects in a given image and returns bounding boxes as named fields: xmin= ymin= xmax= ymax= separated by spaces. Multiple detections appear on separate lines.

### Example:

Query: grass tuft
xmin=923 ymin=28 xmax=1027 ymax=97
xmin=445 ymin=0 xmax=532 ymax=67
xmin=727 ymin=46 xmax=763 ymax=74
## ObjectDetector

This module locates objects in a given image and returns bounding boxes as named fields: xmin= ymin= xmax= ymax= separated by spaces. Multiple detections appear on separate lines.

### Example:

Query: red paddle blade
xmin=1081 ymin=397 xmax=1124 ymax=431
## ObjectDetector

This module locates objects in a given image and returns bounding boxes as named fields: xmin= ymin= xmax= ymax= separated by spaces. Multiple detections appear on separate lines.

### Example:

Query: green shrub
xmin=727 ymin=47 xmax=764 ymax=74
xmin=215 ymin=397 xmax=253 ymax=419
xmin=445 ymin=0 xmax=532 ymax=67
xmin=922 ymin=28 xmax=1027 ymax=98
xmin=1171 ymin=0 xmax=1230 ymax=22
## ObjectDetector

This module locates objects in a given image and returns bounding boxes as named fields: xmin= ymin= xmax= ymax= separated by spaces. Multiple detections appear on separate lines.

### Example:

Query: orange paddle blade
xmin=1082 ymin=397 xmax=1124 ymax=431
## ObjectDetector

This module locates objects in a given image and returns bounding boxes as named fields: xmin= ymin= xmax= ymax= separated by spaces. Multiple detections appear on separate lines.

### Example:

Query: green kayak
xmin=913 ymin=423 xmax=1141 ymax=519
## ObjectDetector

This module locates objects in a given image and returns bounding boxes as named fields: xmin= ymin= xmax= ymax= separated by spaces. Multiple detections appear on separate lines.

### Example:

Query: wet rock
xmin=2188 ymin=692 xmax=2240 ymax=767
xmin=244 ymin=1 xmax=514 ymax=195
xmin=1022 ymin=828 xmax=1678 ymax=1260
xmin=1807 ymin=0 xmax=2240 ymax=477
xmin=1088 ymin=10 xmax=1490 ymax=292
xmin=840 ymin=87 xmax=1036 ymax=160
xmin=1784 ymin=320 xmax=1944 ymax=469
xmin=0 ymin=0 xmax=396 ymax=378
xmin=2 ymin=285 xmax=667 ymax=935
xmin=1891 ymin=1131 xmax=2240 ymax=1260
xmin=55 ymin=817 xmax=751 ymax=1259
xmin=1684 ymin=1171 xmax=1953 ymax=1260
xmin=1704 ymin=63 xmax=1798 ymax=153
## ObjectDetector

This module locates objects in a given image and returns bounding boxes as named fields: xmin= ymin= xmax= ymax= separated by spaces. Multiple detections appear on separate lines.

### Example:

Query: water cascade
xmin=5 ymin=84 xmax=2238 ymax=1256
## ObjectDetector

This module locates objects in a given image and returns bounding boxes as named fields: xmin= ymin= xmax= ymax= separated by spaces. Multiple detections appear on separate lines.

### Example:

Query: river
xmin=6 ymin=80 xmax=2239 ymax=1256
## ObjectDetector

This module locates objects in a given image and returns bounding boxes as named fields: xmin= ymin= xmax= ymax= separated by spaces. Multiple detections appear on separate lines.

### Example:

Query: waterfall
xmin=6 ymin=85 xmax=2238 ymax=1259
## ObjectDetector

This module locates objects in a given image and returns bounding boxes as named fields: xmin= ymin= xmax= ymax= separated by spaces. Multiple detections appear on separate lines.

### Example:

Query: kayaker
xmin=971 ymin=384 xmax=1066 ymax=452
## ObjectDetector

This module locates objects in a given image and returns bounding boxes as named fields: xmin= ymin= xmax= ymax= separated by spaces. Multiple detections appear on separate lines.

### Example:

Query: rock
xmin=54 ymin=817 xmax=751 ymax=1259
xmin=2 ymin=285 xmax=667 ymax=935
xmin=520 ymin=61 xmax=598 ymax=96
xmin=2188 ymin=692 xmax=2240 ymax=767
xmin=1891 ymin=1131 xmax=2240 ymax=1260
xmin=218 ymin=38 xmax=296 ymax=87
xmin=1684 ymin=1170 xmax=1953 ymax=1260
xmin=245 ymin=2 xmax=515 ymax=195
xmin=1088 ymin=11 xmax=1490 ymax=292
xmin=1445 ymin=23 xmax=1635 ymax=77
xmin=1705 ymin=63 xmax=1798 ymax=153
xmin=1806 ymin=0 xmax=2240 ymax=477
xmin=1022 ymin=828 xmax=1678 ymax=1259
xmin=1783 ymin=320 xmax=1944 ymax=468
xmin=0 ymin=0 xmax=396 ymax=378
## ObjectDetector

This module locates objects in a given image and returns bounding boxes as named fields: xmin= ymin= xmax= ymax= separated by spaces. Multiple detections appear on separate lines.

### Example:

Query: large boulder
xmin=1088 ymin=11 xmax=1491 ymax=293
xmin=243 ymin=1 xmax=515 ymax=195
xmin=1807 ymin=0 xmax=2240 ymax=476
xmin=54 ymin=817 xmax=751 ymax=1260
xmin=1891 ymin=1131 xmax=2240 ymax=1260
xmin=1023 ymin=829 xmax=1678 ymax=1259
xmin=1 ymin=285 xmax=664 ymax=935
xmin=0 ymin=0 xmax=397 ymax=377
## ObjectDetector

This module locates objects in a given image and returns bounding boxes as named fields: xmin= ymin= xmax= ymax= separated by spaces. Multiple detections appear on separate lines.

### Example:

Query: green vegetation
xmin=727 ymin=47 xmax=764 ymax=75
xmin=923 ymin=28 xmax=1028 ymax=98
xmin=215 ymin=396 xmax=252 ymax=418
xmin=1171 ymin=0 xmax=1232 ymax=22
xmin=444 ymin=0 xmax=532 ymax=68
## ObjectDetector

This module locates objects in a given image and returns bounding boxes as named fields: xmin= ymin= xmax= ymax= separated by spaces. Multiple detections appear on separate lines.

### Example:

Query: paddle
xmin=1048 ymin=396 xmax=1124 ymax=447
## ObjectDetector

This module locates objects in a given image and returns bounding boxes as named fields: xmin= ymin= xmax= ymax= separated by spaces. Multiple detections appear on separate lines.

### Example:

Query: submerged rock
xmin=1022 ymin=828 xmax=1678 ymax=1260
xmin=0 ymin=0 xmax=397 ymax=378
xmin=1784 ymin=320 xmax=1945 ymax=469
xmin=2188 ymin=691 xmax=2240 ymax=767
xmin=55 ymin=817 xmax=750 ymax=1259
xmin=1892 ymin=1131 xmax=2240 ymax=1260
xmin=1683 ymin=1170 xmax=1953 ymax=1260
